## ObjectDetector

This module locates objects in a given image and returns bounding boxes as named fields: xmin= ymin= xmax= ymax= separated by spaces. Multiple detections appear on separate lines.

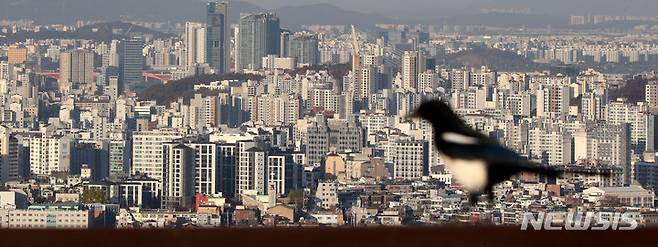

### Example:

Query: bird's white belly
xmin=442 ymin=154 xmax=488 ymax=192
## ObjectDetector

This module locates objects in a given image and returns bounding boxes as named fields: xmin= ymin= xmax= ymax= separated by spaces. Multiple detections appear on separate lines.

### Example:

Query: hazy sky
xmin=242 ymin=0 xmax=658 ymax=19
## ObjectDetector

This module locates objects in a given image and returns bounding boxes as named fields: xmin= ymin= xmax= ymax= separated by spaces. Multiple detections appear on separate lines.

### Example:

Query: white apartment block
xmin=237 ymin=145 xmax=267 ymax=196
xmin=528 ymin=127 xmax=572 ymax=165
xmin=131 ymin=130 xmax=184 ymax=181
xmin=254 ymin=94 xmax=300 ymax=125
xmin=504 ymin=93 xmax=532 ymax=116
xmin=536 ymin=85 xmax=570 ymax=118
xmin=401 ymin=51 xmax=425 ymax=90
xmin=646 ymin=80 xmax=658 ymax=108
xmin=606 ymin=99 xmax=648 ymax=153
xmin=417 ymin=70 xmax=438 ymax=92
xmin=28 ymin=135 xmax=71 ymax=176
xmin=162 ymin=143 xmax=195 ymax=209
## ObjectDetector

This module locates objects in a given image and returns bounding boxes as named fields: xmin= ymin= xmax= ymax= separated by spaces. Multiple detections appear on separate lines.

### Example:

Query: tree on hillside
xmin=81 ymin=188 xmax=110 ymax=204
xmin=137 ymin=73 xmax=264 ymax=105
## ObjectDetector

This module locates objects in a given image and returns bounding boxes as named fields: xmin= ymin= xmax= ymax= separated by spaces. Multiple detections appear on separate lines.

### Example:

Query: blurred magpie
xmin=411 ymin=100 xmax=572 ymax=205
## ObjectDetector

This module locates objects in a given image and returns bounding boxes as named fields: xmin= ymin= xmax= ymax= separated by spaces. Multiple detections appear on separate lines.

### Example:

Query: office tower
xmin=401 ymin=51 xmax=426 ymax=90
xmin=233 ymin=26 xmax=241 ymax=72
xmin=391 ymin=139 xmax=429 ymax=180
xmin=217 ymin=143 xmax=238 ymax=198
xmin=280 ymin=29 xmax=292 ymax=58
xmin=120 ymin=36 xmax=145 ymax=89
xmin=206 ymin=1 xmax=230 ymax=74
xmin=59 ymin=49 xmax=95 ymax=94
xmin=108 ymin=40 xmax=121 ymax=67
xmin=7 ymin=45 xmax=28 ymax=64
xmin=108 ymin=140 xmax=127 ymax=177
xmin=290 ymin=34 xmax=320 ymax=66
xmin=131 ymin=130 xmax=184 ymax=181
xmin=267 ymin=152 xmax=303 ymax=196
xmin=262 ymin=55 xmax=295 ymax=70
xmin=238 ymin=13 xmax=281 ymax=70
xmin=185 ymin=22 xmax=207 ymax=68
xmin=0 ymin=126 xmax=19 ymax=183
xmin=71 ymin=142 xmax=110 ymax=181
xmin=306 ymin=115 xmax=364 ymax=165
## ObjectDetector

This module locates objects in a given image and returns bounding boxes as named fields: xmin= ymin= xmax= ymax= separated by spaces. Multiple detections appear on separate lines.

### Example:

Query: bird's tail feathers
xmin=521 ymin=163 xmax=563 ymax=178
xmin=561 ymin=168 xmax=612 ymax=177
xmin=522 ymin=161 xmax=611 ymax=178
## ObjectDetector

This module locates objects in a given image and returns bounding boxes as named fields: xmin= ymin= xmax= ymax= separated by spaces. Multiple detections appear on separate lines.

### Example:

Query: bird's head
xmin=410 ymin=100 xmax=464 ymax=134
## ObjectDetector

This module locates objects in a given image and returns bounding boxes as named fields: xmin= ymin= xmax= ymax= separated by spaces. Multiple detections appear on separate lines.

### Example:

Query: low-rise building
xmin=7 ymin=203 xmax=91 ymax=229
xmin=583 ymin=186 xmax=655 ymax=207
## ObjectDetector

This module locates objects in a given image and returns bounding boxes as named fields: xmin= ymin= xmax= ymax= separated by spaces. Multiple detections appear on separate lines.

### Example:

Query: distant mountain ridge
xmin=447 ymin=48 xmax=548 ymax=72
xmin=0 ymin=21 xmax=174 ymax=45
xmin=0 ymin=0 xmax=263 ymax=23
xmin=271 ymin=3 xmax=394 ymax=29
xmin=0 ymin=0 xmax=393 ymax=29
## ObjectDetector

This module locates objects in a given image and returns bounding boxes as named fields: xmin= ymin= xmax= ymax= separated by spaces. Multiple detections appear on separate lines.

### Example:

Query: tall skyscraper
xmin=206 ymin=1 xmax=230 ymax=74
xmin=290 ymin=34 xmax=320 ymax=66
xmin=184 ymin=22 xmax=207 ymax=68
xmin=108 ymin=40 xmax=121 ymax=67
xmin=280 ymin=29 xmax=292 ymax=58
xmin=354 ymin=66 xmax=376 ymax=102
xmin=401 ymin=51 xmax=426 ymax=90
xmin=238 ymin=13 xmax=281 ymax=70
xmin=120 ymin=36 xmax=145 ymax=90
xmin=59 ymin=49 xmax=95 ymax=94
xmin=162 ymin=143 xmax=195 ymax=209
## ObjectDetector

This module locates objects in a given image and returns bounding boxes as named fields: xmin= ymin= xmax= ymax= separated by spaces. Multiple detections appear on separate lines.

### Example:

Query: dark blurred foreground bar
xmin=1 ymin=226 xmax=655 ymax=247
